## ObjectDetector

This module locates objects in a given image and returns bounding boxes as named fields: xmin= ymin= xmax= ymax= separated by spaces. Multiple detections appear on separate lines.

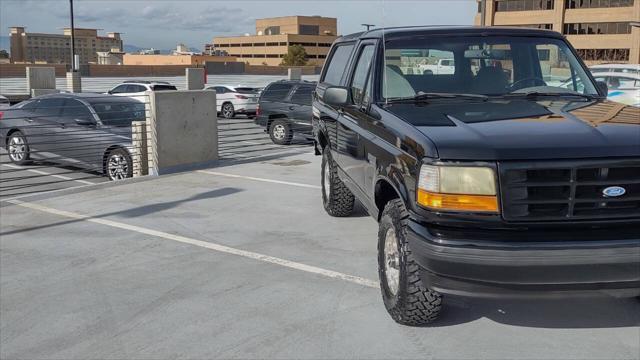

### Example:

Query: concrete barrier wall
xmin=26 ymin=67 xmax=56 ymax=93
xmin=148 ymin=90 xmax=217 ymax=174
xmin=0 ymin=64 xmax=67 ymax=78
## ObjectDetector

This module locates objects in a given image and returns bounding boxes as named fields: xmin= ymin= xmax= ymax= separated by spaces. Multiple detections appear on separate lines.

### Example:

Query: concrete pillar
xmin=288 ymin=67 xmax=302 ymax=80
xmin=66 ymin=71 xmax=82 ymax=93
xmin=186 ymin=68 xmax=205 ymax=90
xmin=131 ymin=121 xmax=149 ymax=177
xmin=631 ymin=2 xmax=640 ymax=64
xmin=147 ymin=90 xmax=217 ymax=175
xmin=26 ymin=67 xmax=56 ymax=94
xmin=31 ymin=89 xmax=61 ymax=97
xmin=552 ymin=0 xmax=566 ymax=34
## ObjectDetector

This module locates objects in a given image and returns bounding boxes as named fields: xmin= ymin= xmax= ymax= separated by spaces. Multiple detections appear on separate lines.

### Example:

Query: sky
xmin=0 ymin=0 xmax=478 ymax=50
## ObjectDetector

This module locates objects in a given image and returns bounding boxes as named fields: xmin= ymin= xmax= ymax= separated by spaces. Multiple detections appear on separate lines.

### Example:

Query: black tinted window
xmin=34 ymin=98 xmax=65 ymax=117
xmin=350 ymin=45 xmax=375 ymax=105
xmin=322 ymin=44 xmax=354 ymax=85
xmin=110 ymin=85 xmax=128 ymax=94
xmin=234 ymin=87 xmax=258 ymax=94
xmin=262 ymin=83 xmax=293 ymax=101
xmin=290 ymin=86 xmax=314 ymax=105
xmin=62 ymin=99 xmax=93 ymax=121
xmin=91 ymin=101 xmax=146 ymax=126
xmin=152 ymin=85 xmax=177 ymax=91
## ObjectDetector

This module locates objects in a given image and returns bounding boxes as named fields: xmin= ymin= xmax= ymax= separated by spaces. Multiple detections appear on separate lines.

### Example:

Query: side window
xmin=131 ymin=85 xmax=147 ymax=93
xmin=34 ymin=98 xmax=65 ymax=118
xmin=322 ymin=43 xmax=355 ymax=85
xmin=350 ymin=45 xmax=375 ymax=105
xmin=62 ymin=99 xmax=94 ymax=121
xmin=262 ymin=83 xmax=293 ymax=102
xmin=290 ymin=86 xmax=314 ymax=105
xmin=110 ymin=85 xmax=128 ymax=94
xmin=20 ymin=100 xmax=38 ymax=110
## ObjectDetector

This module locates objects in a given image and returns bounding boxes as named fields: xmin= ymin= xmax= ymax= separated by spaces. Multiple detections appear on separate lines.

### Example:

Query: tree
xmin=0 ymin=50 xmax=9 ymax=59
xmin=281 ymin=45 xmax=308 ymax=66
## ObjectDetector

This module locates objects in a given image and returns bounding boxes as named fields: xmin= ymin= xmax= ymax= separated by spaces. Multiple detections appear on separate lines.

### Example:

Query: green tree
xmin=281 ymin=45 xmax=308 ymax=66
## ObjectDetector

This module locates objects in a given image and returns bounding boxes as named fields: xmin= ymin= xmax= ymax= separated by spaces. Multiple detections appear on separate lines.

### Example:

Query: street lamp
xmin=69 ymin=0 xmax=77 ymax=71
xmin=361 ymin=24 xmax=375 ymax=31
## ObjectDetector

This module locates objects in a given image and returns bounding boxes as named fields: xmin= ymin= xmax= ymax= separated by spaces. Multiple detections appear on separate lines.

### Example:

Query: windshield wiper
xmin=386 ymin=92 xmax=488 ymax=103
xmin=500 ymin=91 xmax=599 ymax=100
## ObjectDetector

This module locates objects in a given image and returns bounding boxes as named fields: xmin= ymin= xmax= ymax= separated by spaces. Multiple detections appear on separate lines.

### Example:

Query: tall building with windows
xmin=209 ymin=16 xmax=338 ymax=66
xmin=475 ymin=0 xmax=640 ymax=64
xmin=9 ymin=27 xmax=123 ymax=64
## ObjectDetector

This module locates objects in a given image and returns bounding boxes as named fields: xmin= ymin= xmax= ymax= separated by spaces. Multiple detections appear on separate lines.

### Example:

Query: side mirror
xmin=75 ymin=118 xmax=95 ymax=126
xmin=107 ymin=90 xmax=113 ymax=94
xmin=322 ymin=86 xmax=349 ymax=106
xmin=596 ymin=81 xmax=608 ymax=96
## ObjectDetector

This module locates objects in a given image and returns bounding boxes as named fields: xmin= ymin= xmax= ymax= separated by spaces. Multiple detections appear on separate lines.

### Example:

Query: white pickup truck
xmin=419 ymin=59 xmax=455 ymax=75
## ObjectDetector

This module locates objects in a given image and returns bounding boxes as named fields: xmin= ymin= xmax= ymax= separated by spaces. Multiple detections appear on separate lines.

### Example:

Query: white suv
xmin=205 ymin=85 xmax=260 ymax=118
xmin=107 ymin=81 xmax=177 ymax=102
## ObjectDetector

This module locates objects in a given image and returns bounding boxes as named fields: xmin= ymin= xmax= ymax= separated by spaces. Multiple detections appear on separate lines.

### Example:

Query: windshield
xmin=91 ymin=101 xmax=146 ymax=126
xmin=381 ymin=36 xmax=599 ymax=99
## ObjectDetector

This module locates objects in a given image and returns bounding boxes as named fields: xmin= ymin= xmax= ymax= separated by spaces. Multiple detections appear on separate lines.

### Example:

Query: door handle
xmin=288 ymin=106 xmax=296 ymax=110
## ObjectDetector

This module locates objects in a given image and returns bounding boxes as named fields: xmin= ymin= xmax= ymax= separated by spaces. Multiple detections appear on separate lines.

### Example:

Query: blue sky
xmin=1 ymin=0 xmax=478 ymax=49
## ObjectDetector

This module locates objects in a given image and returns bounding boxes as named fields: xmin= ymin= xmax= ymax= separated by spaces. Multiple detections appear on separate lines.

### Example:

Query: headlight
xmin=417 ymin=164 xmax=499 ymax=213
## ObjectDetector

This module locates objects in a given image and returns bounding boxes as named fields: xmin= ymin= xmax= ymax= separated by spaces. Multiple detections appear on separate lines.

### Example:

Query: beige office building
xmin=209 ymin=16 xmax=338 ymax=66
xmin=9 ymin=27 xmax=123 ymax=64
xmin=475 ymin=0 xmax=640 ymax=64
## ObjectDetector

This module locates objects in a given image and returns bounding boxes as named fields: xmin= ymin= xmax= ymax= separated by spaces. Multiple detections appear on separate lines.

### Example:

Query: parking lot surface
xmin=1 ymin=119 xmax=639 ymax=360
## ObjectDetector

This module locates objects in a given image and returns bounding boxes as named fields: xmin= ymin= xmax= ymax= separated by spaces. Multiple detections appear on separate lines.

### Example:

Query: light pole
xmin=69 ymin=0 xmax=76 ymax=71
xmin=362 ymin=24 xmax=375 ymax=31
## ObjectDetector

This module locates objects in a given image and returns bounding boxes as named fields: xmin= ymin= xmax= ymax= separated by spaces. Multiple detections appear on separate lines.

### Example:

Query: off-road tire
xmin=378 ymin=199 xmax=442 ymax=326
xmin=269 ymin=119 xmax=293 ymax=145
xmin=7 ymin=131 xmax=31 ymax=165
xmin=321 ymin=147 xmax=355 ymax=217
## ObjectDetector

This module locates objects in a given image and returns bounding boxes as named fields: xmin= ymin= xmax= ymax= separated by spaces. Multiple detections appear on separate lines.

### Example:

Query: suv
xmin=107 ymin=80 xmax=177 ymax=102
xmin=255 ymin=80 xmax=315 ymax=145
xmin=313 ymin=26 xmax=640 ymax=325
xmin=205 ymin=85 xmax=260 ymax=119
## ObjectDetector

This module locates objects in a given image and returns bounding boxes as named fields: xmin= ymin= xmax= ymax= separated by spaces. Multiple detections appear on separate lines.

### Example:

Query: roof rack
xmin=122 ymin=80 xmax=171 ymax=85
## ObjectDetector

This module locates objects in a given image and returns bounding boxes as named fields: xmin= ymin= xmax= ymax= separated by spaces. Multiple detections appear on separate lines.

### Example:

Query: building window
xmin=577 ymin=48 xmax=630 ymax=61
xmin=279 ymin=42 xmax=288 ymax=46
xmin=266 ymin=42 xmax=279 ymax=46
xmin=290 ymin=42 xmax=317 ymax=47
xmin=253 ymin=43 xmax=266 ymax=47
xmin=299 ymin=24 xmax=320 ymax=35
xmin=264 ymin=26 xmax=280 ymax=35
xmin=511 ymin=24 xmax=553 ymax=29
xmin=564 ymin=22 xmax=631 ymax=34
xmin=495 ymin=0 xmax=554 ymax=11
xmin=565 ymin=0 xmax=634 ymax=8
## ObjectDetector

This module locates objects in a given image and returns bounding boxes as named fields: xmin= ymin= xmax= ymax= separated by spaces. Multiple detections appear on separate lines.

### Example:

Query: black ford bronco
xmin=312 ymin=26 xmax=640 ymax=326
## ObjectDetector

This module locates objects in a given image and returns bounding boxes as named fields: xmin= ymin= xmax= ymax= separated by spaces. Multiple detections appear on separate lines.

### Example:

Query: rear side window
xmin=110 ymin=85 xmax=128 ymax=94
xmin=234 ymin=87 xmax=258 ymax=94
xmin=151 ymin=85 xmax=177 ymax=91
xmin=322 ymin=44 xmax=355 ymax=85
xmin=261 ymin=83 xmax=293 ymax=101
xmin=34 ymin=98 xmax=65 ymax=117
xmin=290 ymin=86 xmax=314 ymax=105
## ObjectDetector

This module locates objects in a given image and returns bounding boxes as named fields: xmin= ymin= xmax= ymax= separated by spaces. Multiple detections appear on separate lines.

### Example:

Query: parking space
xmin=1 ymin=145 xmax=638 ymax=359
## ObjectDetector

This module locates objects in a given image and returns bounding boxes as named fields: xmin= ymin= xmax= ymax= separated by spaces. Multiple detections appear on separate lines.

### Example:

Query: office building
xmin=9 ymin=27 xmax=123 ymax=64
xmin=475 ymin=0 xmax=640 ymax=64
xmin=209 ymin=16 xmax=338 ymax=66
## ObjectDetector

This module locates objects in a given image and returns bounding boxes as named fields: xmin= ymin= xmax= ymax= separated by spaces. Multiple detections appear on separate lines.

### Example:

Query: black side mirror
xmin=323 ymin=86 xmax=349 ymax=106
xmin=75 ymin=118 xmax=95 ymax=126
xmin=596 ymin=81 xmax=608 ymax=96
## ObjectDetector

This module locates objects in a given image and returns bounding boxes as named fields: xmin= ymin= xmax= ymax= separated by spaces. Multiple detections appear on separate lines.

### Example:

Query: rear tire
xmin=321 ymin=147 xmax=355 ymax=217
xmin=7 ymin=131 xmax=31 ymax=165
xmin=222 ymin=103 xmax=235 ymax=119
xmin=269 ymin=119 xmax=293 ymax=145
xmin=105 ymin=148 xmax=133 ymax=181
xmin=378 ymin=199 xmax=442 ymax=326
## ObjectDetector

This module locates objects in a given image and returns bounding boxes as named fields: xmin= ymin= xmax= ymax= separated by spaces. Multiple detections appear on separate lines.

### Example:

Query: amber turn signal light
xmin=417 ymin=189 xmax=499 ymax=213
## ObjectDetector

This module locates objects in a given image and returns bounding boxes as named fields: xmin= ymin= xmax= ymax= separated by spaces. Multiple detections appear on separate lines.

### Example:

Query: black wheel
xmin=7 ymin=131 xmax=31 ymax=165
xmin=378 ymin=199 xmax=442 ymax=326
xmin=321 ymin=147 xmax=355 ymax=217
xmin=221 ymin=103 xmax=235 ymax=119
xmin=423 ymin=70 xmax=433 ymax=75
xmin=269 ymin=119 xmax=293 ymax=145
xmin=105 ymin=148 xmax=133 ymax=181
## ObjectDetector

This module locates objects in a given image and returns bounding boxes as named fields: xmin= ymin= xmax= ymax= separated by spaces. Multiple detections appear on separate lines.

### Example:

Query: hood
xmin=386 ymin=99 xmax=640 ymax=160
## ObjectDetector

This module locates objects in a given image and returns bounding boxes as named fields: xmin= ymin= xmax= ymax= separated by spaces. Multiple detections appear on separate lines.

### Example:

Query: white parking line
xmin=9 ymin=199 xmax=379 ymax=289
xmin=1 ymin=163 xmax=96 ymax=185
xmin=197 ymin=170 xmax=321 ymax=189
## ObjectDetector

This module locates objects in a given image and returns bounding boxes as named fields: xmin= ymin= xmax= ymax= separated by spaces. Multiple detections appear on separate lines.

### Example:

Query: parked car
xmin=418 ymin=58 xmax=455 ymax=75
xmin=254 ymin=80 xmax=315 ymax=145
xmin=561 ymin=72 xmax=640 ymax=106
xmin=0 ymin=95 xmax=10 ymax=110
xmin=313 ymin=26 xmax=640 ymax=326
xmin=107 ymin=80 xmax=177 ymax=102
xmin=205 ymin=85 xmax=259 ymax=119
xmin=590 ymin=63 xmax=640 ymax=76
xmin=0 ymin=93 xmax=145 ymax=180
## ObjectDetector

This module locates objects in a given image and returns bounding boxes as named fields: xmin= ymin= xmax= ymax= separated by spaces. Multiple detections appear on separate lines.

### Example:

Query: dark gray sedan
xmin=0 ymin=93 xmax=145 ymax=180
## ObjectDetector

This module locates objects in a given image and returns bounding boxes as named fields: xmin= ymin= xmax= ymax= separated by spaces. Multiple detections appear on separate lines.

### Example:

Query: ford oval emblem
xmin=602 ymin=186 xmax=626 ymax=197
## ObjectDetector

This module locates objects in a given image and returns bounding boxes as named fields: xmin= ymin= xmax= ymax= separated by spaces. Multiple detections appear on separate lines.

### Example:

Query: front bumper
xmin=407 ymin=219 xmax=640 ymax=298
